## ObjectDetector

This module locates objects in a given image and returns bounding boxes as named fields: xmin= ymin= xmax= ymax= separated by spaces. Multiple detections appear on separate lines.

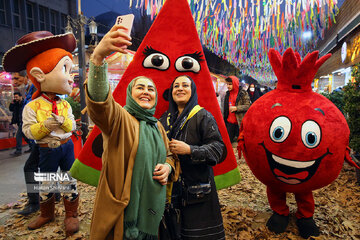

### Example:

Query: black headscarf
xmin=163 ymin=76 xmax=198 ymax=139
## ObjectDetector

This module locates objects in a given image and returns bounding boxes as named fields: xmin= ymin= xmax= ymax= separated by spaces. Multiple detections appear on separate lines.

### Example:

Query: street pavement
xmin=0 ymin=148 xmax=30 ymax=205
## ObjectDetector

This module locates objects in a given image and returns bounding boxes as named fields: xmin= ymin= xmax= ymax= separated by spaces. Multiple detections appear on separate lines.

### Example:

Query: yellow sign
xmin=314 ymin=78 xmax=319 ymax=89
xmin=328 ymin=75 xmax=333 ymax=92
xmin=351 ymin=35 xmax=360 ymax=62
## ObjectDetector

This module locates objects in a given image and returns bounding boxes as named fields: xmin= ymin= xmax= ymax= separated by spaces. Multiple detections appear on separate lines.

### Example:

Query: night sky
xmin=81 ymin=0 xmax=131 ymax=18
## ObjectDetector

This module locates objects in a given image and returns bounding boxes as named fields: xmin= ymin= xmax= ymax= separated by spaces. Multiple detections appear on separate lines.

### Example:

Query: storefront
xmin=314 ymin=66 xmax=352 ymax=93
xmin=0 ymin=72 xmax=13 ymax=136
xmin=105 ymin=50 xmax=135 ymax=92
xmin=314 ymin=0 xmax=360 ymax=93
xmin=0 ymin=72 xmax=28 ymax=149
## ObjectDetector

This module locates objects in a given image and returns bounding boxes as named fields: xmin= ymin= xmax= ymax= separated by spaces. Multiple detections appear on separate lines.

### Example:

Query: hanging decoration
xmin=130 ymin=0 xmax=340 ymax=84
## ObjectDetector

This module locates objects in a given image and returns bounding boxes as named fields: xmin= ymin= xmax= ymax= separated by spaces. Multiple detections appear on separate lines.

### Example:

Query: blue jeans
xmin=24 ymin=144 xmax=40 ymax=201
xmin=225 ymin=121 xmax=239 ymax=142
xmin=16 ymin=123 xmax=30 ymax=152
xmin=39 ymin=139 xmax=75 ymax=172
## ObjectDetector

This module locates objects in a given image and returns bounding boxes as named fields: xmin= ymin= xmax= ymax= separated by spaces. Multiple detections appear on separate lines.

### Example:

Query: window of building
xmin=26 ymin=2 xmax=34 ymax=32
xmin=61 ymin=14 xmax=67 ymax=33
xmin=39 ymin=6 xmax=46 ymax=30
xmin=0 ymin=0 xmax=6 ymax=25
xmin=12 ymin=0 xmax=21 ymax=28
xmin=50 ymin=10 xmax=57 ymax=34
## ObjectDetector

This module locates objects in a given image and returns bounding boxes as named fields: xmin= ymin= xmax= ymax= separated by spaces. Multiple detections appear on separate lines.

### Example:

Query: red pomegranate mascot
xmin=238 ymin=48 xmax=359 ymax=238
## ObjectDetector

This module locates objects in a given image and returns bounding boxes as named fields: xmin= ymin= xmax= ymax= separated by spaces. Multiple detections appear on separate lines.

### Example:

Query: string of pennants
xmin=129 ymin=0 xmax=339 ymax=84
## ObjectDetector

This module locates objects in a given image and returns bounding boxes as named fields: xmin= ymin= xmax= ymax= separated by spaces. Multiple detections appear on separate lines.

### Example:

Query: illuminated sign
xmin=341 ymin=42 xmax=347 ymax=63
xmin=328 ymin=75 xmax=333 ymax=92
xmin=313 ymin=78 xmax=319 ymax=90
xmin=351 ymin=35 xmax=360 ymax=62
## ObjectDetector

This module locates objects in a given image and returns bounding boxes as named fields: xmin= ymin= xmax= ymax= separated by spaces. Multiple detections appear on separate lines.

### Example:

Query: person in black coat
xmin=18 ymin=80 xmax=41 ymax=216
xmin=247 ymin=83 xmax=262 ymax=104
xmin=160 ymin=75 xmax=226 ymax=240
xmin=9 ymin=91 xmax=30 ymax=156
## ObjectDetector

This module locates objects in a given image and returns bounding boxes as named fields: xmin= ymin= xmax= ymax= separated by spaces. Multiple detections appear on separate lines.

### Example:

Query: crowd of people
xmin=217 ymin=76 xmax=271 ymax=143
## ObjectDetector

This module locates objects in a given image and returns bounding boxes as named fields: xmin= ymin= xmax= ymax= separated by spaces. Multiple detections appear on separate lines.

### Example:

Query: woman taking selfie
xmin=160 ymin=75 xmax=226 ymax=240
xmin=85 ymin=24 xmax=178 ymax=240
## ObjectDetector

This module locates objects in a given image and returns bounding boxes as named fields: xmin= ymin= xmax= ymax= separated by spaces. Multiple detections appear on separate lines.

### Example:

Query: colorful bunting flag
xmin=130 ymin=0 xmax=340 ymax=83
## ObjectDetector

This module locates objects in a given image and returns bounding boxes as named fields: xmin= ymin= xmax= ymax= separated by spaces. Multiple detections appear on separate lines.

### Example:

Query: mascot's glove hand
xmin=44 ymin=117 xmax=60 ymax=131
xmin=345 ymin=146 xmax=360 ymax=169
xmin=51 ymin=113 xmax=65 ymax=125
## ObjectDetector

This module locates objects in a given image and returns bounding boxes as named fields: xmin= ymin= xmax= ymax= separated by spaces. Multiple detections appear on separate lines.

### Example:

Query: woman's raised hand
xmin=169 ymin=139 xmax=191 ymax=155
xmin=152 ymin=164 xmax=171 ymax=185
xmin=91 ymin=25 xmax=132 ymax=65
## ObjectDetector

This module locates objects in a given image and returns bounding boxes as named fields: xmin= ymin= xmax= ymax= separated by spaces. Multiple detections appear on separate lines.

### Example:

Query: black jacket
xmin=160 ymin=108 xmax=226 ymax=239
xmin=9 ymin=100 xmax=24 ymax=125
xmin=171 ymin=108 xmax=225 ymax=183
xmin=247 ymin=88 xmax=262 ymax=104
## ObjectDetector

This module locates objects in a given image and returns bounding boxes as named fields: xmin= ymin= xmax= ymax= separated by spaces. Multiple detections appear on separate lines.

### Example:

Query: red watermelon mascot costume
xmin=238 ymin=48 xmax=359 ymax=238
xmin=70 ymin=0 xmax=240 ymax=189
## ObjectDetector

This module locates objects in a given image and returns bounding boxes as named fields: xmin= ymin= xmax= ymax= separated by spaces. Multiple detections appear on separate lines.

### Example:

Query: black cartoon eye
xmin=92 ymin=134 xmax=103 ymax=158
xmin=174 ymin=52 xmax=203 ymax=73
xmin=301 ymin=120 xmax=321 ymax=148
xmin=143 ymin=46 xmax=170 ymax=71
xmin=269 ymin=116 xmax=291 ymax=143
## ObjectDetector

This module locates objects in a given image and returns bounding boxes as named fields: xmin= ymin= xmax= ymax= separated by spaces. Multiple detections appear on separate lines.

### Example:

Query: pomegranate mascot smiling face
xmin=238 ymin=48 xmax=359 ymax=238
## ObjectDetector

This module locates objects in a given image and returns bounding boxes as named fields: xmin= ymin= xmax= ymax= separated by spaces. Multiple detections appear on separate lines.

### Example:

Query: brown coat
xmin=235 ymin=89 xmax=251 ymax=127
xmin=85 ymin=86 xmax=179 ymax=240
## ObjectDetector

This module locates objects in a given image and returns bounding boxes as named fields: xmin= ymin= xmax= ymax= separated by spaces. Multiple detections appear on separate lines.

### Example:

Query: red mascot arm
xmin=345 ymin=146 xmax=360 ymax=169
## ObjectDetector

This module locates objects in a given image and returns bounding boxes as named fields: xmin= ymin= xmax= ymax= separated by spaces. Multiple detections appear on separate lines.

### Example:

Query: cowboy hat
xmin=2 ymin=31 xmax=76 ymax=72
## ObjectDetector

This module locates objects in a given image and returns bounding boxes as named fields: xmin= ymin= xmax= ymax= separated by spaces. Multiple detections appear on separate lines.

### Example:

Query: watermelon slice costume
xmin=70 ymin=0 xmax=240 ymax=190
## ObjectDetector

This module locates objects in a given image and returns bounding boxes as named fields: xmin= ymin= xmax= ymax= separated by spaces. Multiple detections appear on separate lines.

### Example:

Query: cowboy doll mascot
xmin=2 ymin=31 xmax=80 ymax=237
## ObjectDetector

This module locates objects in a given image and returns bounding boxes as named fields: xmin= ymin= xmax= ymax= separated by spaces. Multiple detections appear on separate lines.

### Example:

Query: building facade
xmin=0 ymin=0 xmax=77 ymax=65
xmin=315 ymin=0 xmax=360 ymax=92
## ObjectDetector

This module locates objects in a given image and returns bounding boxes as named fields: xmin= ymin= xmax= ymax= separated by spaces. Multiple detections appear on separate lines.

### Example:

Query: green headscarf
xmin=123 ymin=77 xmax=167 ymax=240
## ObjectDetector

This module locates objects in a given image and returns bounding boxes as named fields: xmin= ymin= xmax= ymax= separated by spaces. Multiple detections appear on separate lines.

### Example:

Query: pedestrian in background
xmin=223 ymin=76 xmax=250 ymax=142
xmin=18 ymin=77 xmax=40 ymax=216
xmin=247 ymin=83 xmax=262 ymax=104
xmin=9 ymin=90 xmax=31 ymax=156
xmin=11 ymin=71 xmax=30 ymax=97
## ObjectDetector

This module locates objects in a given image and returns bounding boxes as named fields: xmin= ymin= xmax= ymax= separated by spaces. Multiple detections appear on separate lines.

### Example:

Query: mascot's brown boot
xmin=63 ymin=194 xmax=79 ymax=237
xmin=28 ymin=194 xmax=55 ymax=230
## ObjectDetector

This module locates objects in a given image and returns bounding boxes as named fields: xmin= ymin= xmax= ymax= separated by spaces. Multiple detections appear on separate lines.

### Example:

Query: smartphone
xmin=115 ymin=14 xmax=134 ymax=36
